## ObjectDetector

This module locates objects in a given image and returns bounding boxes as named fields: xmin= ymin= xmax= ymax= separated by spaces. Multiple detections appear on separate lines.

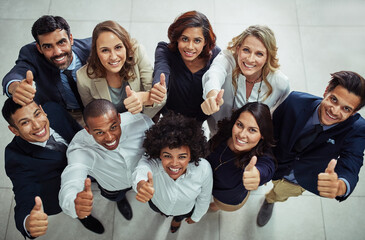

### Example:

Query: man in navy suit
xmin=257 ymin=71 xmax=365 ymax=226
xmin=2 ymin=99 xmax=103 ymax=238
xmin=2 ymin=15 xmax=91 ymax=125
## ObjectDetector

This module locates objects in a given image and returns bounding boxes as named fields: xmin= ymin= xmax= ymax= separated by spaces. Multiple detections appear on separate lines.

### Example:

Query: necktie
xmin=46 ymin=135 xmax=67 ymax=153
xmin=63 ymin=70 xmax=84 ymax=109
xmin=293 ymin=124 xmax=323 ymax=152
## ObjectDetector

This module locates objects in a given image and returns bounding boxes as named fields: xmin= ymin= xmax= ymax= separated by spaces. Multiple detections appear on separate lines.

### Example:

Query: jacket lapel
xmin=94 ymin=78 xmax=112 ymax=101
xmin=288 ymin=100 xmax=321 ymax=151
xmin=16 ymin=136 xmax=65 ymax=161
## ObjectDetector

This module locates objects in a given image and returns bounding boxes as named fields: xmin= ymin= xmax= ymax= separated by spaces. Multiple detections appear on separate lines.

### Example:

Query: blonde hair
xmin=227 ymin=25 xmax=280 ymax=99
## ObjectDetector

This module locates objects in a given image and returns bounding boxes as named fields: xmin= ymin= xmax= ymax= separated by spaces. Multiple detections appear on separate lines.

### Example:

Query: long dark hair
xmin=167 ymin=10 xmax=216 ymax=62
xmin=210 ymin=102 xmax=275 ymax=168
xmin=87 ymin=20 xmax=136 ymax=81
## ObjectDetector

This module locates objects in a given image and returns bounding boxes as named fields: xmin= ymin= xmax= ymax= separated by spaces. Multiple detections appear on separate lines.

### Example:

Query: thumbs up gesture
xmin=318 ymin=159 xmax=346 ymax=198
xmin=9 ymin=70 xmax=36 ymax=106
xmin=243 ymin=156 xmax=260 ymax=190
xmin=25 ymin=196 xmax=48 ymax=237
xmin=74 ymin=178 xmax=93 ymax=219
xmin=150 ymin=73 xmax=167 ymax=104
xmin=201 ymin=89 xmax=224 ymax=115
xmin=123 ymin=86 xmax=144 ymax=114
xmin=136 ymin=172 xmax=155 ymax=203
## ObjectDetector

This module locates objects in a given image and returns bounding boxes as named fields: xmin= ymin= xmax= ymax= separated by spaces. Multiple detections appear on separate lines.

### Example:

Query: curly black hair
xmin=143 ymin=111 xmax=208 ymax=165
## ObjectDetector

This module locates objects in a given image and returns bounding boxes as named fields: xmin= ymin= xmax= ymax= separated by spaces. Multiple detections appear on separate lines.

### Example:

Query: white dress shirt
xmin=202 ymin=49 xmax=290 ymax=135
xmin=59 ymin=112 xmax=153 ymax=218
xmin=132 ymin=155 xmax=213 ymax=222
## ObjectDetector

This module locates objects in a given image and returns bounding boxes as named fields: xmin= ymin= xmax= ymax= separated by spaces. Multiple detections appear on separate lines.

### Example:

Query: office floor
xmin=1 ymin=0 xmax=365 ymax=239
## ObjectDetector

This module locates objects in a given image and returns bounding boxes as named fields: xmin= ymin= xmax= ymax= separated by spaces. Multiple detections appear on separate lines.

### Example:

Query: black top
xmin=153 ymin=42 xmax=221 ymax=122
xmin=207 ymin=142 xmax=275 ymax=205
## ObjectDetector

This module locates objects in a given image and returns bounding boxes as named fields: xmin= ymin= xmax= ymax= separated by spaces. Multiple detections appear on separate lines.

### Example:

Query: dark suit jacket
xmin=2 ymin=38 xmax=91 ymax=108
xmin=5 ymin=102 xmax=81 ymax=237
xmin=272 ymin=91 xmax=365 ymax=201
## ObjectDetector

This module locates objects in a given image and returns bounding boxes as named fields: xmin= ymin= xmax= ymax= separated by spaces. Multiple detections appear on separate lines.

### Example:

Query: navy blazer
xmin=5 ymin=102 xmax=81 ymax=237
xmin=2 ymin=38 xmax=91 ymax=108
xmin=272 ymin=91 xmax=365 ymax=201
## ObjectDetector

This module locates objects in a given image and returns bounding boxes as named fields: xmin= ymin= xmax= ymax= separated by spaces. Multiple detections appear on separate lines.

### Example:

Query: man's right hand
xmin=25 ymin=196 xmax=48 ymax=237
xmin=136 ymin=172 xmax=155 ymax=203
xmin=201 ymin=89 xmax=224 ymax=115
xmin=9 ymin=70 xmax=36 ymax=105
xmin=74 ymin=178 xmax=93 ymax=219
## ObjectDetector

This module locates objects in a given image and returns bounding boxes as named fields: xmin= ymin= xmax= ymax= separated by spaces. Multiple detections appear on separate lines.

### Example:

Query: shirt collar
xmin=313 ymin=105 xmax=337 ymax=131
xmin=29 ymin=127 xmax=55 ymax=147
xmin=62 ymin=51 xmax=77 ymax=72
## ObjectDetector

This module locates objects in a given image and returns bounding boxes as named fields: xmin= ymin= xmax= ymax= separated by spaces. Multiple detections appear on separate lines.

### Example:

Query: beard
xmin=48 ymin=50 xmax=73 ymax=70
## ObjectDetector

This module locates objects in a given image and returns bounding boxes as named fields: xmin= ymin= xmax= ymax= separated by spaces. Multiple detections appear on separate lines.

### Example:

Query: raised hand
xmin=136 ymin=172 xmax=155 ymax=203
xmin=243 ymin=156 xmax=260 ymax=190
xmin=74 ymin=178 xmax=93 ymax=219
xmin=150 ymin=73 xmax=167 ymax=104
xmin=201 ymin=89 xmax=224 ymax=115
xmin=9 ymin=70 xmax=36 ymax=106
xmin=124 ymin=86 xmax=143 ymax=114
xmin=318 ymin=159 xmax=345 ymax=198
xmin=25 ymin=196 xmax=48 ymax=237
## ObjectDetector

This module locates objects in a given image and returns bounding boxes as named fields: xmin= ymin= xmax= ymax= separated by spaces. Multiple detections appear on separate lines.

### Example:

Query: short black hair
xmin=327 ymin=71 xmax=365 ymax=111
xmin=31 ymin=15 xmax=71 ymax=44
xmin=2 ymin=98 xmax=24 ymax=127
xmin=83 ymin=99 xmax=117 ymax=127
xmin=143 ymin=112 xmax=208 ymax=165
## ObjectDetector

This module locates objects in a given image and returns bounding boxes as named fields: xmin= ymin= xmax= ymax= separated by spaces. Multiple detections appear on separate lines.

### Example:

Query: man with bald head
xmin=59 ymin=99 xmax=153 ymax=226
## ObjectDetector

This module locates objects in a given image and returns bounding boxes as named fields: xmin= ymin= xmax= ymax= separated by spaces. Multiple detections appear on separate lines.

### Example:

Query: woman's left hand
xmin=243 ymin=156 xmax=260 ymax=190
xmin=185 ymin=217 xmax=196 ymax=224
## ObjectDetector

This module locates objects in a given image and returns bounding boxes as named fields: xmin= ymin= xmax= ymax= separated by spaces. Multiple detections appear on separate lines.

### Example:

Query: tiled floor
xmin=1 ymin=0 xmax=365 ymax=239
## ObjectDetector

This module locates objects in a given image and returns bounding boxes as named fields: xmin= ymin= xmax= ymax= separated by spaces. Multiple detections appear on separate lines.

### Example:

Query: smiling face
xmin=36 ymin=29 xmax=74 ymax=70
xmin=237 ymin=35 xmax=267 ymax=81
xmin=8 ymin=102 xmax=50 ymax=143
xmin=318 ymin=85 xmax=360 ymax=126
xmin=85 ymin=110 xmax=122 ymax=150
xmin=96 ymin=31 xmax=127 ymax=76
xmin=160 ymin=146 xmax=191 ymax=180
xmin=177 ymin=27 xmax=206 ymax=64
xmin=228 ymin=111 xmax=262 ymax=153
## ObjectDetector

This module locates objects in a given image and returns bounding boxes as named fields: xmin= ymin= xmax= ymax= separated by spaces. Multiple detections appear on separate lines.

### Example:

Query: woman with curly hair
xmin=132 ymin=112 xmax=213 ymax=233
xmin=151 ymin=10 xmax=221 ymax=123
xmin=201 ymin=25 xmax=289 ymax=135
xmin=77 ymin=20 xmax=164 ymax=118
xmin=207 ymin=102 xmax=275 ymax=211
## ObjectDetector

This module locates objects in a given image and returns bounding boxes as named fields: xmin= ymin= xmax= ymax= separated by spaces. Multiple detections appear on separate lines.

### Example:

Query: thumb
xmin=33 ymin=196 xmax=43 ymax=212
xmin=84 ymin=178 xmax=92 ymax=192
xmin=160 ymin=73 xmax=166 ymax=88
xmin=325 ymin=159 xmax=337 ymax=174
xmin=245 ymin=156 xmax=257 ymax=172
xmin=125 ymin=86 xmax=133 ymax=97
xmin=26 ymin=70 xmax=34 ymax=85
xmin=147 ymin=171 xmax=153 ymax=186
xmin=216 ymin=89 xmax=224 ymax=103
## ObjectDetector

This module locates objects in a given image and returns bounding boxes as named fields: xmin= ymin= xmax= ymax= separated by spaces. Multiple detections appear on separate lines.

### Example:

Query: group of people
xmin=2 ymin=11 xmax=365 ymax=239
